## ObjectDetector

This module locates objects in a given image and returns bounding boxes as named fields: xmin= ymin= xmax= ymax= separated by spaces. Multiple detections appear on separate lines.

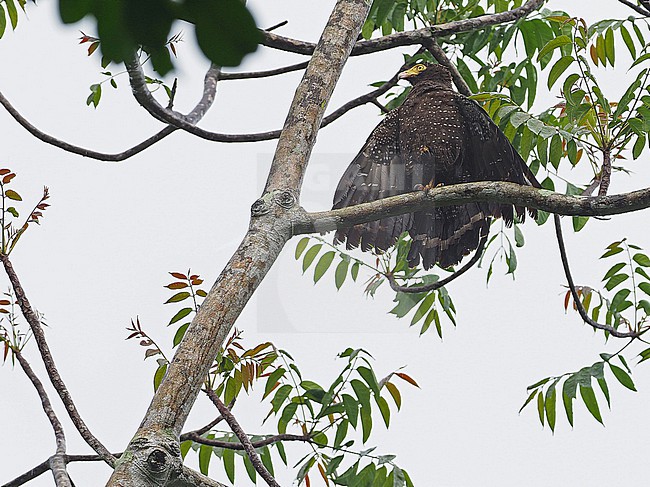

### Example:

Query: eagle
xmin=332 ymin=63 xmax=537 ymax=269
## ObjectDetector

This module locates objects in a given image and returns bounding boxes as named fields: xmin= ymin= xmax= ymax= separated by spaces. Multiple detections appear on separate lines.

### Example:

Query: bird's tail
xmin=407 ymin=202 xmax=489 ymax=269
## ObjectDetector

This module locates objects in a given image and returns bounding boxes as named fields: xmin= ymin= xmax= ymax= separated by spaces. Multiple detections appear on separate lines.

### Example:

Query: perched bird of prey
xmin=332 ymin=63 xmax=537 ymax=269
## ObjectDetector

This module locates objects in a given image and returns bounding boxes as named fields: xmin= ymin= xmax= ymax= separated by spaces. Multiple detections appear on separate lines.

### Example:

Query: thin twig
xmin=205 ymin=390 xmax=280 ymax=487
xmin=12 ymin=350 xmax=71 ymax=487
xmin=182 ymin=431 xmax=311 ymax=450
xmin=220 ymin=61 xmax=308 ymax=80
xmin=0 ymin=254 xmax=115 ymax=466
xmin=386 ymin=230 xmax=488 ymax=293
xmin=2 ymin=454 xmax=122 ymax=487
xmin=554 ymin=214 xmax=645 ymax=338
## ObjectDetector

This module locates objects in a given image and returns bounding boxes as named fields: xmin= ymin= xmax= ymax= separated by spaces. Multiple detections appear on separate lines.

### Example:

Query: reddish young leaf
xmin=2 ymin=173 xmax=15 ymax=184
xmin=563 ymin=290 xmax=571 ymax=311
xmin=318 ymin=463 xmax=330 ymax=487
xmin=170 ymin=43 xmax=177 ymax=57
xmin=0 ymin=300 xmax=11 ymax=305
xmin=169 ymin=272 xmax=188 ymax=280
xmin=0 ymin=169 xmax=10 ymax=175
xmin=396 ymin=372 xmax=420 ymax=388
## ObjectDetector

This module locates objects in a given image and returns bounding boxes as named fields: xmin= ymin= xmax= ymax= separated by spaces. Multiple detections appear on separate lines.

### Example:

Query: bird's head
xmin=398 ymin=63 xmax=453 ymax=89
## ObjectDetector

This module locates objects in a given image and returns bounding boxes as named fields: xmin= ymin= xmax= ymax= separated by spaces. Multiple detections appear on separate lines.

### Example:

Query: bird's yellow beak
xmin=398 ymin=65 xmax=422 ymax=79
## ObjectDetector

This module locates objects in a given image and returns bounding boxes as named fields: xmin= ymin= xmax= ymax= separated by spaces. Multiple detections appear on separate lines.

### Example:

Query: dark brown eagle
xmin=332 ymin=63 xmax=537 ymax=269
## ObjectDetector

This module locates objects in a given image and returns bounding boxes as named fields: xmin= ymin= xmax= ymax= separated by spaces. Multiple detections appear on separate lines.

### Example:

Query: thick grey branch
xmin=0 ymin=254 xmax=115 ymax=466
xmin=298 ymin=182 xmax=650 ymax=235
xmin=261 ymin=0 xmax=545 ymax=56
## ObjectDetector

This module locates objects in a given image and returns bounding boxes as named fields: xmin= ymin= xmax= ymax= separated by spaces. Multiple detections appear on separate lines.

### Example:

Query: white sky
xmin=1 ymin=0 xmax=650 ymax=485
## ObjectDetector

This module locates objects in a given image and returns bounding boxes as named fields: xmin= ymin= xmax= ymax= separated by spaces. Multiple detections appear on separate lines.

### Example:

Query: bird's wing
xmin=455 ymin=94 xmax=538 ymax=223
xmin=332 ymin=110 xmax=412 ymax=251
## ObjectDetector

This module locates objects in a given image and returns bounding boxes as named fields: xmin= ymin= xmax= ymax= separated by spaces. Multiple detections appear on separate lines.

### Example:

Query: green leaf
xmin=572 ymin=216 xmax=589 ymax=232
xmin=342 ymin=393 xmax=359 ymax=428
xmin=390 ymin=291 xmax=427 ymax=318
xmin=263 ymin=367 xmax=286 ymax=399
xmin=295 ymin=237 xmax=310 ymax=259
xmin=360 ymin=405 xmax=372 ymax=442
xmin=59 ymin=0 xmax=92 ymax=23
xmin=604 ymin=28 xmax=615 ymax=66
xmin=5 ymin=189 xmax=21 ymax=201
xmin=335 ymin=259 xmax=349 ymax=290
xmin=243 ymin=454 xmax=257 ymax=483
xmin=314 ymin=251 xmax=335 ymax=283
xmin=300 ymin=380 xmax=324 ymax=392
xmin=153 ymin=363 xmax=167 ymax=391
xmin=633 ymin=253 xmax=650 ymax=267
xmin=260 ymin=446 xmax=274 ymax=476
xmin=0 ymin=5 xmax=6 ymax=38
xmin=186 ymin=0 xmax=261 ymax=67
xmin=597 ymin=377 xmax=611 ymax=409
xmin=5 ymin=0 xmax=17 ymax=29
xmin=603 ymin=262 xmax=626 ymax=281
xmin=351 ymin=378 xmax=371 ymax=409
xmin=270 ymin=384 xmax=292 ymax=413
xmin=173 ymin=323 xmax=189 ymax=347
xmin=385 ymin=382 xmax=402 ymax=410
xmin=334 ymin=419 xmax=349 ymax=448
xmin=609 ymin=363 xmax=637 ymax=391
xmin=223 ymin=445 xmax=235 ymax=483
xmin=604 ymin=273 xmax=629 ymax=291
xmin=514 ymin=225 xmax=525 ymax=247
xmin=545 ymin=383 xmax=557 ymax=432
xmin=377 ymin=396 xmax=391 ymax=427
xmin=620 ymin=24 xmax=636 ymax=59
xmin=537 ymin=35 xmax=572 ymax=61
xmin=199 ymin=444 xmax=212 ymax=475
xmin=638 ymin=281 xmax=650 ymax=297
xmin=278 ymin=402 xmax=298 ymax=434
xmin=548 ymin=55 xmax=574 ymax=89
xmin=302 ymin=244 xmax=322 ymax=272
xmin=169 ymin=307 xmax=192 ymax=325
xmin=410 ymin=292 xmax=435 ymax=325
xmin=165 ymin=291 xmax=191 ymax=304
xmin=358 ymin=366 xmax=381 ymax=397
xmin=579 ymin=384 xmax=603 ymax=424
xmin=351 ymin=261 xmax=360 ymax=281
xmin=537 ymin=391 xmax=545 ymax=426
xmin=631 ymin=52 xmax=650 ymax=69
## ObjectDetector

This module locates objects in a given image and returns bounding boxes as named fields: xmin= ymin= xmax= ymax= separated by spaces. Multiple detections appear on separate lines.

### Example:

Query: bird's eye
xmin=417 ymin=65 xmax=425 ymax=71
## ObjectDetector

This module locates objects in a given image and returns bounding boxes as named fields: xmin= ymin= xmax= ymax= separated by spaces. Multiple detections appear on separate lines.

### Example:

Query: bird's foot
xmin=415 ymin=181 xmax=444 ymax=191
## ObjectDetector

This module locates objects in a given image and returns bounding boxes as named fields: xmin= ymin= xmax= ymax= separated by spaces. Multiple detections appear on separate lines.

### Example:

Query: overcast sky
xmin=1 ymin=1 xmax=650 ymax=486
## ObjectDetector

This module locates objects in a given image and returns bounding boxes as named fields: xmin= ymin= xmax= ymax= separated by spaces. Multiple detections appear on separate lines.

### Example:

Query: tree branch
xmin=0 ymin=64 xmax=220 ymax=161
xmin=183 ymin=431 xmax=311 ymax=450
xmin=106 ymin=1 xmax=370 ymax=484
xmin=261 ymin=0 xmax=545 ymax=56
xmin=617 ymin=0 xmax=650 ymax=16
xmin=12 ymin=350 xmax=71 ymax=487
xmin=386 ymin=230 xmax=488 ymax=293
xmin=553 ymin=215 xmax=645 ymax=338
xmin=0 ymin=254 xmax=115 ymax=466
xmin=298 ymin=182 xmax=650 ymax=235
xmin=423 ymin=38 xmax=472 ymax=96
xmin=220 ymin=61 xmax=309 ymax=80
xmin=205 ymin=390 xmax=279 ymax=487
